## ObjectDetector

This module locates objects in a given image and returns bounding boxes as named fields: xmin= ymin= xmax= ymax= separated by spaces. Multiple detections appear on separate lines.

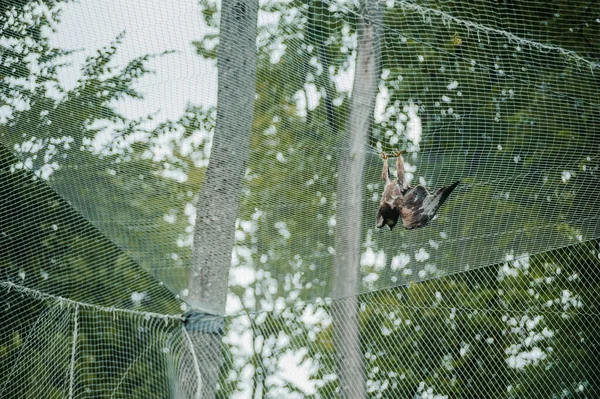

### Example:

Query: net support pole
xmin=332 ymin=1 xmax=383 ymax=399
xmin=184 ymin=1 xmax=259 ymax=398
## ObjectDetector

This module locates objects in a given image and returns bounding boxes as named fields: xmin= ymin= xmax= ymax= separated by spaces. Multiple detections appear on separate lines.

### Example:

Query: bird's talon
xmin=393 ymin=148 xmax=402 ymax=157
xmin=380 ymin=152 xmax=389 ymax=160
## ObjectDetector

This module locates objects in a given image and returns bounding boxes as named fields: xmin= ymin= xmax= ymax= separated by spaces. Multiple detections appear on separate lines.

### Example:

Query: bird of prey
xmin=376 ymin=149 xmax=460 ymax=230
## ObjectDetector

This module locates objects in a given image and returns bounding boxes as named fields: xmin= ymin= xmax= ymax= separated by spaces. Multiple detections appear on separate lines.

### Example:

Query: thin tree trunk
xmin=184 ymin=1 xmax=258 ymax=398
xmin=332 ymin=2 xmax=383 ymax=399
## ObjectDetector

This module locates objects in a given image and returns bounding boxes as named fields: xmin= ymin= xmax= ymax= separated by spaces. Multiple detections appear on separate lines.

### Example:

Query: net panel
xmin=1 ymin=0 xmax=598 ymax=306
xmin=1 ymin=241 xmax=598 ymax=397
xmin=0 ymin=284 xmax=190 ymax=398
xmin=216 ymin=241 xmax=600 ymax=398
xmin=0 ymin=143 xmax=181 ymax=314
xmin=239 ymin=0 xmax=600 ymax=302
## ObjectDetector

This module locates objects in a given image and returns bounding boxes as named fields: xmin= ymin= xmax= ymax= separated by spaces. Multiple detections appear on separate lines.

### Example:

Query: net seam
xmin=0 ymin=142 xmax=182 ymax=304
xmin=146 ymin=212 xmax=600 ymax=271
xmin=182 ymin=326 xmax=203 ymax=399
xmin=68 ymin=304 xmax=79 ymax=399
xmin=333 ymin=0 xmax=600 ymax=70
xmin=327 ymin=0 xmax=600 ymax=109
xmin=222 ymin=237 xmax=600 ymax=319
xmin=396 ymin=0 xmax=600 ymax=69
xmin=359 ymin=298 xmax=600 ymax=317
xmin=241 ymin=152 xmax=600 ymax=207
xmin=0 ymin=281 xmax=184 ymax=321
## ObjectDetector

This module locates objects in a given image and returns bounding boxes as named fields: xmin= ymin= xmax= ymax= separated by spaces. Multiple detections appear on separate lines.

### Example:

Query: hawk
xmin=376 ymin=149 xmax=460 ymax=230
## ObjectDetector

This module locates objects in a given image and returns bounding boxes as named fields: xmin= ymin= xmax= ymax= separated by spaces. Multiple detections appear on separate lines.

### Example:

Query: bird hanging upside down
xmin=376 ymin=149 xmax=460 ymax=230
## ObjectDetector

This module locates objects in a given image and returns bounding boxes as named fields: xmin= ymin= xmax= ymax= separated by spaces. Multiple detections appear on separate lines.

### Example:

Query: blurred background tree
xmin=0 ymin=0 xmax=598 ymax=397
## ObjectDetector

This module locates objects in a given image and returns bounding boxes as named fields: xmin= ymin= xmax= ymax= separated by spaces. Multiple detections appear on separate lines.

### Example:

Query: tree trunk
xmin=332 ymin=2 xmax=383 ymax=399
xmin=184 ymin=1 xmax=258 ymax=398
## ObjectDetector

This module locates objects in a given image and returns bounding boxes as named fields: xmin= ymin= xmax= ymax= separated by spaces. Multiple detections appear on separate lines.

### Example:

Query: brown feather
xmin=376 ymin=152 xmax=460 ymax=231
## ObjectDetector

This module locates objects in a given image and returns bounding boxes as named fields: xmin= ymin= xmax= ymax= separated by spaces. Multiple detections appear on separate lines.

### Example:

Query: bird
xmin=376 ymin=150 xmax=405 ymax=230
xmin=376 ymin=149 xmax=460 ymax=230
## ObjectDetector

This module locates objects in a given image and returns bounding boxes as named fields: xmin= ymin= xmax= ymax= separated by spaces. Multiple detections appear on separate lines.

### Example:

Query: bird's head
xmin=376 ymin=203 xmax=400 ymax=230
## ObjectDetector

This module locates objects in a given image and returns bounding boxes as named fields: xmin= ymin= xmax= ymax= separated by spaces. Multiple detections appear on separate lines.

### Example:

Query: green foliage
xmin=0 ymin=2 xmax=192 ymax=397
xmin=294 ymin=243 xmax=599 ymax=398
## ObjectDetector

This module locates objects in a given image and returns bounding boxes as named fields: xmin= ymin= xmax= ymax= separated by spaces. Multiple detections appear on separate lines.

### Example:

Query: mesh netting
xmin=1 ymin=0 xmax=599 ymax=397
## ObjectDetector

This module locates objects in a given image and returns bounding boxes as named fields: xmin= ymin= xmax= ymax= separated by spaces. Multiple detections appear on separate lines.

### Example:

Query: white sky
xmin=50 ymin=0 xmax=218 ymax=123
xmin=49 ymin=0 xmax=357 ymax=129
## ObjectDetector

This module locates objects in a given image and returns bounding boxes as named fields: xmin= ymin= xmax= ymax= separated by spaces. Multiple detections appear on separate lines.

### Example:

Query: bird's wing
xmin=401 ymin=185 xmax=430 ymax=229
xmin=401 ymin=181 xmax=460 ymax=229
